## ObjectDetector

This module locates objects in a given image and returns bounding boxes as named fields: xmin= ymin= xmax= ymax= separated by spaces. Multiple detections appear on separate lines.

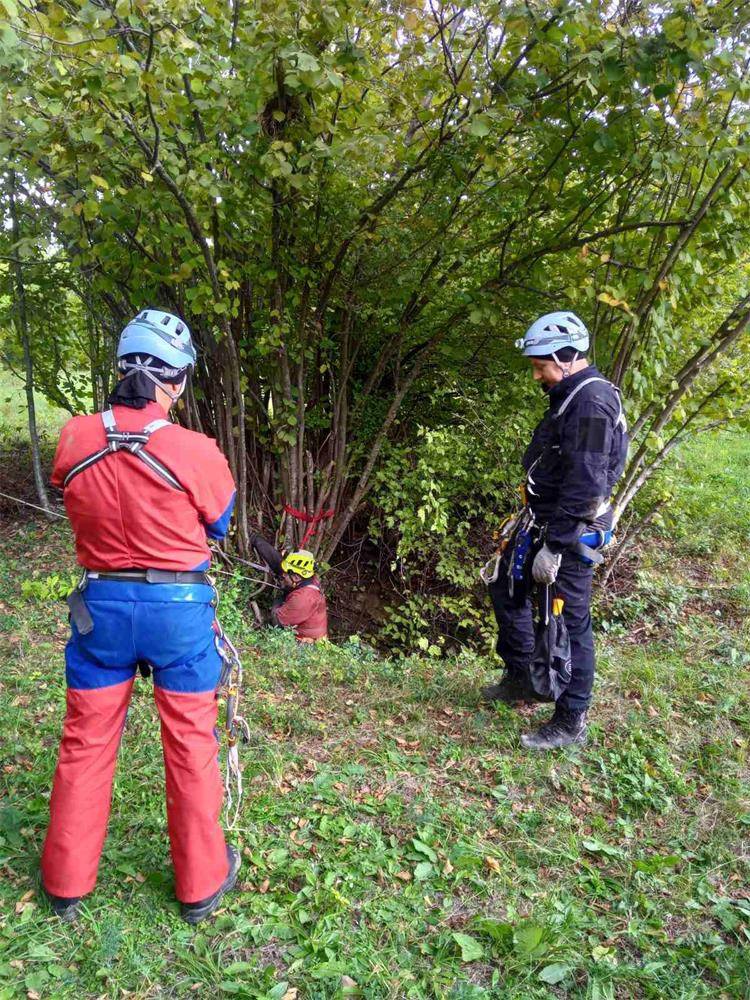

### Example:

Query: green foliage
xmin=20 ymin=571 xmax=78 ymax=603
xmin=2 ymin=0 xmax=750 ymax=570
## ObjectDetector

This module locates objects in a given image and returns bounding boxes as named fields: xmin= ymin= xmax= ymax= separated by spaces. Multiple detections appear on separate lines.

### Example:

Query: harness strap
xmin=556 ymin=377 xmax=627 ymax=431
xmin=574 ymin=540 xmax=604 ymax=565
xmin=63 ymin=411 xmax=185 ymax=491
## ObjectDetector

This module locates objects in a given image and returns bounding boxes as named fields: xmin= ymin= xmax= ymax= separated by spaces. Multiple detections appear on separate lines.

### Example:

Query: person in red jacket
xmin=41 ymin=309 xmax=240 ymax=924
xmin=249 ymin=535 xmax=328 ymax=641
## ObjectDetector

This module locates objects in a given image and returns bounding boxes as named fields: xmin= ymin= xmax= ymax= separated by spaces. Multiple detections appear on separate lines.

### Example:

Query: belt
xmin=85 ymin=569 xmax=210 ymax=585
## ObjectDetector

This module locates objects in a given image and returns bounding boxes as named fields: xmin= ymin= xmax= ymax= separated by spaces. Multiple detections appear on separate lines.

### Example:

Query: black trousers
xmin=488 ymin=549 xmax=596 ymax=711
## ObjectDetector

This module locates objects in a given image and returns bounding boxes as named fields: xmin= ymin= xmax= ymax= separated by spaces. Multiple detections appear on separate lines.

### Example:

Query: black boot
xmin=43 ymin=888 xmax=81 ymax=923
xmin=482 ymin=670 xmax=548 ymax=705
xmin=520 ymin=705 xmax=588 ymax=750
xmin=180 ymin=844 xmax=241 ymax=925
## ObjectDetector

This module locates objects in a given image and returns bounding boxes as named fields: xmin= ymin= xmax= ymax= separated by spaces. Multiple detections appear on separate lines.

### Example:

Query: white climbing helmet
xmin=515 ymin=311 xmax=590 ymax=357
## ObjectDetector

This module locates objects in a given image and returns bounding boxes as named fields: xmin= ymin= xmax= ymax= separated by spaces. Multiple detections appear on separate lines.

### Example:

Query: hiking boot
xmin=482 ymin=671 xmax=546 ymax=705
xmin=180 ymin=844 xmax=241 ymax=925
xmin=43 ymin=889 xmax=81 ymax=923
xmin=520 ymin=706 xmax=588 ymax=751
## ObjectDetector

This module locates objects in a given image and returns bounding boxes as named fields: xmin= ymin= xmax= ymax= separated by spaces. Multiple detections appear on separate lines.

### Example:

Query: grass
xmin=0 ymin=367 xmax=67 ymax=442
xmin=0 ymin=392 xmax=749 ymax=996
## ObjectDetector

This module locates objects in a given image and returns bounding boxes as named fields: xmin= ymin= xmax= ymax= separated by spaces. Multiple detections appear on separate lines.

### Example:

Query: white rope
xmin=1 ymin=491 xmax=280 ymax=590
xmin=0 ymin=490 xmax=68 ymax=520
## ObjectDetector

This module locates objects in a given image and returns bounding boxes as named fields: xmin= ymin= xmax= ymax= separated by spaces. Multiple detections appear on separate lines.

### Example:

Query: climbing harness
xmin=575 ymin=528 xmax=614 ymax=566
xmin=283 ymin=503 xmax=335 ymax=547
xmin=213 ymin=607 xmax=251 ymax=829
xmin=479 ymin=513 xmax=522 ymax=585
xmin=508 ymin=507 xmax=536 ymax=593
xmin=3 ymin=487 xmax=263 ymax=828
xmin=63 ymin=409 xmax=184 ymax=491
xmin=479 ymin=507 xmax=537 ymax=594
xmin=554 ymin=376 xmax=627 ymax=431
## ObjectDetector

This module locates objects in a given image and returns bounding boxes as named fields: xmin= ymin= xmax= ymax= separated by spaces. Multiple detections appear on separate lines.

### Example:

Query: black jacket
xmin=250 ymin=533 xmax=283 ymax=576
xmin=522 ymin=366 xmax=629 ymax=552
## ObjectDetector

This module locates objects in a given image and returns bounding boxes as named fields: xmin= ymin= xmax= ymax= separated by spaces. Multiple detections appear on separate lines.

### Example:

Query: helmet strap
xmin=551 ymin=350 xmax=579 ymax=378
xmin=121 ymin=365 xmax=186 ymax=403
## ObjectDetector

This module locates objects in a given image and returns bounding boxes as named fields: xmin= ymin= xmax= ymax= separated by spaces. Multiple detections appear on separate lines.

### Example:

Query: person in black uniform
xmin=484 ymin=311 xmax=629 ymax=750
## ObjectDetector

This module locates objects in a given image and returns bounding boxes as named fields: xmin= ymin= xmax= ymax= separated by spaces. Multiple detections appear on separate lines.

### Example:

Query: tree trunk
xmin=8 ymin=169 xmax=52 ymax=515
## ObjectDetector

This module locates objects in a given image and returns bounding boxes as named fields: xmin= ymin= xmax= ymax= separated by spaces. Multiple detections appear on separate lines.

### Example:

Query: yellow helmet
xmin=281 ymin=549 xmax=315 ymax=579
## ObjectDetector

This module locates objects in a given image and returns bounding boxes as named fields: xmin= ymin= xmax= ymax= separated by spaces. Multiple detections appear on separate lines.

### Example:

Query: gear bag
xmin=530 ymin=586 xmax=572 ymax=701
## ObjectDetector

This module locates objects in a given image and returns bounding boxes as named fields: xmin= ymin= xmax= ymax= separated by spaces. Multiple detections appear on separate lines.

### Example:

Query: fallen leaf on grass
xmin=395 ymin=737 xmax=420 ymax=749
xmin=484 ymin=856 xmax=502 ymax=874
xmin=258 ymin=878 xmax=270 ymax=894
xmin=16 ymin=889 xmax=35 ymax=914
xmin=395 ymin=870 xmax=412 ymax=882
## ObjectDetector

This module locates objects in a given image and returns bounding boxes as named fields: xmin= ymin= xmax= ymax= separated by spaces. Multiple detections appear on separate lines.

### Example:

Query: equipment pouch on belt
xmin=507 ymin=507 xmax=536 ymax=595
xmin=479 ymin=513 xmax=519 ymax=586
xmin=66 ymin=588 xmax=94 ymax=635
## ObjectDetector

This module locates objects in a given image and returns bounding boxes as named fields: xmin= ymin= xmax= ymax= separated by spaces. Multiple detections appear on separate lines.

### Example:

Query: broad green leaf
xmin=452 ymin=932 xmax=484 ymax=962
xmin=539 ymin=963 xmax=571 ymax=984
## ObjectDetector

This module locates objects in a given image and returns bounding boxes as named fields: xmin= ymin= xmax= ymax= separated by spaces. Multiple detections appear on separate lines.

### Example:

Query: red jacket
xmin=52 ymin=403 xmax=235 ymax=571
xmin=275 ymin=577 xmax=328 ymax=640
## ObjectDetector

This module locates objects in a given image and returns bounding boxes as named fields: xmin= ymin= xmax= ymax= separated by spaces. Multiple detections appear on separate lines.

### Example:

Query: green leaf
xmin=452 ymin=932 xmax=484 ymax=962
xmin=513 ymin=922 xmax=547 ymax=956
xmin=473 ymin=918 xmax=514 ymax=949
xmin=412 ymin=838 xmax=437 ymax=862
xmin=295 ymin=52 xmax=320 ymax=72
xmin=224 ymin=962 xmax=255 ymax=974
xmin=539 ymin=963 xmax=571 ymax=984
xmin=582 ymin=837 xmax=624 ymax=859
xmin=653 ymin=83 xmax=672 ymax=99
xmin=466 ymin=115 xmax=491 ymax=137
xmin=414 ymin=861 xmax=433 ymax=880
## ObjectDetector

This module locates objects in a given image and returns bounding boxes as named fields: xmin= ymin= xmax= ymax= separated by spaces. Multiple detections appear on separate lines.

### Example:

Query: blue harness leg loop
xmin=575 ymin=529 xmax=614 ymax=566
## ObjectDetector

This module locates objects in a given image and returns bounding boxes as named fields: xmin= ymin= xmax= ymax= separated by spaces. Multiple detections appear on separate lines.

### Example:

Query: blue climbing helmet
xmin=515 ymin=311 xmax=589 ymax=358
xmin=117 ymin=309 xmax=196 ymax=375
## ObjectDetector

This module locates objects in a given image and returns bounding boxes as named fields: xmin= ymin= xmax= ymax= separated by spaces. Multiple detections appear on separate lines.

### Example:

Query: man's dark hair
xmin=537 ymin=347 xmax=587 ymax=363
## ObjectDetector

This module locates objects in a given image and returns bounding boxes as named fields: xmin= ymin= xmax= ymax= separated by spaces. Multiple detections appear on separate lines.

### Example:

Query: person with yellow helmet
xmin=249 ymin=534 xmax=328 ymax=641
